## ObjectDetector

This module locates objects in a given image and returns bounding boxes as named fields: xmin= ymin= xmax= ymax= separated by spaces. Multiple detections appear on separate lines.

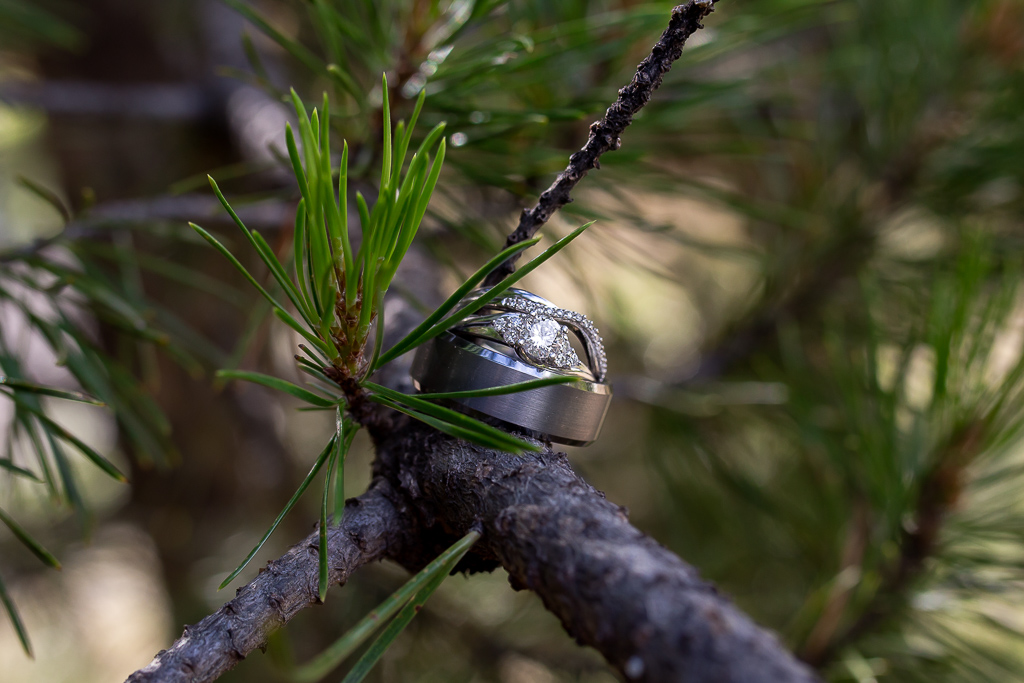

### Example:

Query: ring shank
xmin=411 ymin=332 xmax=612 ymax=446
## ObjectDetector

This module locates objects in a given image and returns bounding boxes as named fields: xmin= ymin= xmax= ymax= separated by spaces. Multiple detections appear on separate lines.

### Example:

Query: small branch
xmin=802 ymin=421 xmax=987 ymax=668
xmin=124 ymin=482 xmax=405 ymax=683
xmin=0 ymin=194 xmax=293 ymax=264
xmin=370 ymin=413 xmax=820 ymax=683
xmin=0 ymin=80 xmax=215 ymax=120
xmin=483 ymin=0 xmax=717 ymax=287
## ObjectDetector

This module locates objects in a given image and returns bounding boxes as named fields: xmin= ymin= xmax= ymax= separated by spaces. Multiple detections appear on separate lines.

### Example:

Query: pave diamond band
xmin=492 ymin=313 xmax=581 ymax=370
xmin=410 ymin=288 xmax=611 ymax=445
xmin=456 ymin=289 xmax=607 ymax=382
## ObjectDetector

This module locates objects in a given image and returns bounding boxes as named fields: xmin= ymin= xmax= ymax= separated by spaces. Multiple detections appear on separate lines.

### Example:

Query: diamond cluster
xmin=492 ymin=314 xmax=581 ymax=370
xmin=496 ymin=296 xmax=607 ymax=381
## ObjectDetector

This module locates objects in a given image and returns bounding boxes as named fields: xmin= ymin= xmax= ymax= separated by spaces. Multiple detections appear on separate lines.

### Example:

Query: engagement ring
xmin=411 ymin=289 xmax=611 ymax=445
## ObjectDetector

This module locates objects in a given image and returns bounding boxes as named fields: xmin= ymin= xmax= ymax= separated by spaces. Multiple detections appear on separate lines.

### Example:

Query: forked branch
xmin=125 ymin=483 xmax=404 ymax=683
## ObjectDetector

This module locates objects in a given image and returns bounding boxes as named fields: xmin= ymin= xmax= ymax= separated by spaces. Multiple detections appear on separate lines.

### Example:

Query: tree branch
xmin=125 ymin=408 xmax=819 ymax=683
xmin=0 ymin=194 xmax=294 ymax=264
xmin=369 ymin=411 xmax=820 ymax=683
xmin=124 ymin=482 xmax=406 ymax=683
xmin=125 ymin=4 xmax=820 ymax=681
xmin=0 ymin=80 xmax=216 ymax=120
xmin=801 ymin=420 xmax=987 ymax=667
xmin=483 ymin=0 xmax=717 ymax=287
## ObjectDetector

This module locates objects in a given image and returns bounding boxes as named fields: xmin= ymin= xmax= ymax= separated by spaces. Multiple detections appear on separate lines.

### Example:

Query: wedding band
xmin=410 ymin=289 xmax=611 ymax=446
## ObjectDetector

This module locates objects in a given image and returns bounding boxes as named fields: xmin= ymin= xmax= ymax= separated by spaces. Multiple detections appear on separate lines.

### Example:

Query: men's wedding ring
xmin=410 ymin=288 xmax=611 ymax=446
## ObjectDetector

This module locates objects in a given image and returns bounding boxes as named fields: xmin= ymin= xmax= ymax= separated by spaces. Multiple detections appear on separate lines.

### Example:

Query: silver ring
xmin=410 ymin=289 xmax=611 ymax=446
xmin=456 ymin=289 xmax=608 ymax=381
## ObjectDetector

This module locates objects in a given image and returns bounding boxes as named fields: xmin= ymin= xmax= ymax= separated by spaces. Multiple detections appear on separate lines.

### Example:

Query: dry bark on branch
xmin=124 ymin=482 xmax=404 ymax=683
xmin=369 ymin=412 xmax=819 ymax=683
xmin=126 ymin=409 xmax=819 ymax=683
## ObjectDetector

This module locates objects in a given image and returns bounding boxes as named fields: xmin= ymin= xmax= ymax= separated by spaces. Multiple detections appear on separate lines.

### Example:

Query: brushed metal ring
xmin=411 ymin=331 xmax=612 ymax=446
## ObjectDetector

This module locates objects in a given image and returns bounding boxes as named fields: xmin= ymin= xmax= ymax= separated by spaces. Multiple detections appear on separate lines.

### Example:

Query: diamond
xmin=488 ymin=294 xmax=606 ymax=380
xmin=527 ymin=318 xmax=559 ymax=351
xmin=493 ymin=314 xmax=580 ymax=370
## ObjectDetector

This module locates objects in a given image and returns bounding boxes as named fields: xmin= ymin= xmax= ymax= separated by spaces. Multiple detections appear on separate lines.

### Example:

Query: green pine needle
xmin=377 ymin=221 xmax=594 ymax=368
xmin=0 ymin=377 xmax=104 ymax=405
xmin=413 ymin=375 xmax=576 ymax=399
xmin=0 ymin=573 xmax=32 ymax=658
xmin=318 ymin=436 xmax=338 ymax=603
xmin=290 ymin=530 xmax=479 ymax=683
xmin=11 ymin=398 xmax=128 ymax=483
xmin=219 ymin=434 xmax=338 ymax=590
xmin=339 ymin=531 xmax=480 ymax=683
xmin=365 ymin=387 xmax=538 ymax=454
xmin=216 ymin=369 xmax=343 ymax=408
xmin=0 ymin=507 xmax=61 ymax=570
xmin=373 ymin=236 xmax=542 ymax=369
xmin=0 ymin=459 xmax=41 ymax=482
xmin=189 ymin=222 xmax=288 ymax=312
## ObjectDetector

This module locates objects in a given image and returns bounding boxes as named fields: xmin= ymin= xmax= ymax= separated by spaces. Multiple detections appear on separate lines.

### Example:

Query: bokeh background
xmin=2 ymin=1 xmax=1024 ymax=681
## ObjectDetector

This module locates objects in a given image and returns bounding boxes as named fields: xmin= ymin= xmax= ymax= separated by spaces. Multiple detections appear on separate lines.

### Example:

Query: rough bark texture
xmin=125 ymin=407 xmax=821 ymax=683
xmin=124 ymin=482 xmax=404 ymax=683
xmin=483 ymin=0 xmax=717 ymax=287
xmin=369 ymin=412 xmax=820 ymax=683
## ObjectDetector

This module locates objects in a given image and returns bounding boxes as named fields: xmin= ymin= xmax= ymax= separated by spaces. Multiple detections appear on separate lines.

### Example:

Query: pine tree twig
xmin=802 ymin=421 xmax=987 ymax=667
xmin=125 ymin=4 xmax=817 ymax=681
xmin=0 ymin=80 xmax=215 ymax=120
xmin=0 ymin=194 xmax=294 ymax=264
xmin=124 ymin=482 xmax=405 ymax=683
xmin=483 ymin=0 xmax=718 ymax=288
xmin=683 ymin=108 xmax=953 ymax=385
xmin=369 ymin=411 xmax=821 ymax=683
xmin=123 ymin=402 xmax=819 ymax=683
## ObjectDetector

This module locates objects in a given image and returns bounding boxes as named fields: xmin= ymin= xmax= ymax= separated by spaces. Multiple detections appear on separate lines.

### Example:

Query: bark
xmin=369 ymin=411 xmax=819 ymax=683
xmin=124 ymin=482 xmax=404 ymax=683
xmin=126 ymin=409 xmax=820 ymax=683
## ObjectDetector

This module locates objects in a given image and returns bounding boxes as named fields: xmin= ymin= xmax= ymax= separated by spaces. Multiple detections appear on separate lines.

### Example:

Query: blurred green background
xmin=2 ymin=0 xmax=1024 ymax=681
